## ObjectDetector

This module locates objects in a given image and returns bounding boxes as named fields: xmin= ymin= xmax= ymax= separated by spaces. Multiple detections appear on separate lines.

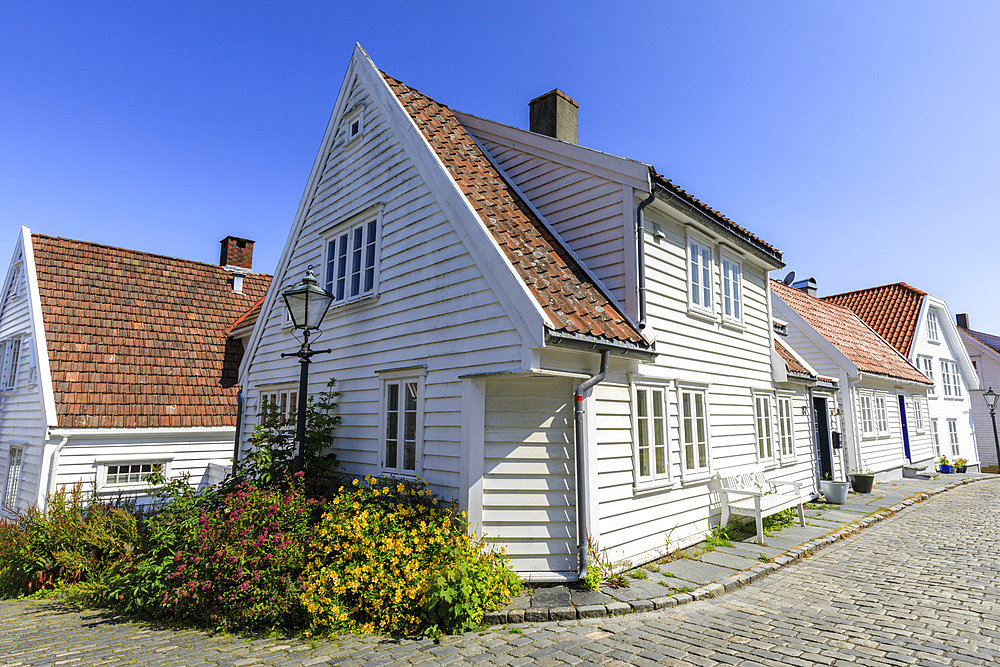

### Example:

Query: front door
xmin=813 ymin=396 xmax=833 ymax=479
xmin=898 ymin=395 xmax=912 ymax=461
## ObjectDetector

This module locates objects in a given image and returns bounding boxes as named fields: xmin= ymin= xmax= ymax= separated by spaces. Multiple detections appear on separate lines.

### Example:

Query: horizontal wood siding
xmin=472 ymin=132 xmax=630 ymax=305
xmin=241 ymin=73 xmax=524 ymax=502
xmin=481 ymin=376 xmax=577 ymax=576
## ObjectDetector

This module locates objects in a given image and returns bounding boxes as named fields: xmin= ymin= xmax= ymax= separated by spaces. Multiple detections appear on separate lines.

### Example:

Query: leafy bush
xmin=0 ymin=484 xmax=139 ymax=598
xmin=301 ymin=476 xmax=520 ymax=636
xmin=158 ymin=476 xmax=317 ymax=632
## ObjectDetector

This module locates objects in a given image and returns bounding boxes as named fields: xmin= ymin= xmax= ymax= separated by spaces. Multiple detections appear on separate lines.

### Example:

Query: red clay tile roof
xmin=771 ymin=280 xmax=931 ymax=385
xmin=823 ymin=283 xmax=926 ymax=357
xmin=383 ymin=74 xmax=644 ymax=346
xmin=228 ymin=297 xmax=265 ymax=335
xmin=32 ymin=234 xmax=272 ymax=429
xmin=775 ymin=339 xmax=812 ymax=378
xmin=651 ymin=174 xmax=781 ymax=261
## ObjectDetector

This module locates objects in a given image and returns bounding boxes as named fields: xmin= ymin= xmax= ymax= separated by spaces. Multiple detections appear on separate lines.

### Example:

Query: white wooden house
xmin=771 ymin=279 xmax=934 ymax=481
xmin=957 ymin=315 xmax=1000 ymax=468
xmin=825 ymin=283 xmax=979 ymax=470
xmin=0 ymin=229 xmax=270 ymax=516
xmin=238 ymin=45 xmax=833 ymax=581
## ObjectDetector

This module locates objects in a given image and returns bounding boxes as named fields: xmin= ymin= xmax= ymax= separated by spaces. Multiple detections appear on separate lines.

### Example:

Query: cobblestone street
xmin=2 ymin=477 xmax=999 ymax=666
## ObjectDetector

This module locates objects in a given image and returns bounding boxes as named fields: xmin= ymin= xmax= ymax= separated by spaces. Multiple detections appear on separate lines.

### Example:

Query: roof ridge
xmin=823 ymin=281 xmax=927 ymax=301
xmin=30 ymin=233 xmax=273 ymax=278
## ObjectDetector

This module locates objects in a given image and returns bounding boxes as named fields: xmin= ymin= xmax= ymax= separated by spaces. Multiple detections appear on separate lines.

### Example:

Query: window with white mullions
xmin=918 ymin=356 xmax=935 ymax=394
xmin=875 ymin=395 xmax=889 ymax=434
xmin=634 ymin=386 xmax=669 ymax=483
xmin=940 ymin=360 xmax=962 ymax=397
xmin=324 ymin=218 xmax=378 ymax=304
xmin=0 ymin=338 xmax=20 ymax=390
xmin=384 ymin=380 xmax=419 ymax=473
xmin=679 ymin=388 xmax=709 ymax=476
xmin=931 ymin=419 xmax=940 ymax=456
xmin=859 ymin=394 xmax=875 ymax=436
xmin=754 ymin=395 xmax=775 ymax=462
xmin=262 ymin=389 xmax=298 ymax=421
xmin=720 ymin=255 xmax=742 ymax=321
xmin=105 ymin=462 xmax=162 ymax=486
xmin=927 ymin=311 xmax=941 ymax=342
xmin=688 ymin=238 xmax=713 ymax=312
xmin=947 ymin=419 xmax=960 ymax=456
xmin=4 ymin=446 xmax=22 ymax=510
xmin=777 ymin=397 xmax=795 ymax=459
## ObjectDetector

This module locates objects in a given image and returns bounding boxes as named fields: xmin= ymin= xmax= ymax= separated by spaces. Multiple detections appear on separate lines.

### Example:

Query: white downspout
xmin=44 ymin=434 xmax=70 ymax=511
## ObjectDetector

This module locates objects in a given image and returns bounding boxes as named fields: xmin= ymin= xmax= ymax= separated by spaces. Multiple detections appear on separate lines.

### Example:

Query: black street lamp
xmin=985 ymin=387 xmax=1000 ymax=474
xmin=282 ymin=266 xmax=334 ymax=473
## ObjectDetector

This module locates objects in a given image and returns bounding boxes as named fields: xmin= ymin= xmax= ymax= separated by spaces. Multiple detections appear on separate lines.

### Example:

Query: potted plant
xmin=938 ymin=455 xmax=952 ymax=474
xmin=849 ymin=464 xmax=876 ymax=494
xmin=953 ymin=457 xmax=968 ymax=473
xmin=820 ymin=473 xmax=851 ymax=504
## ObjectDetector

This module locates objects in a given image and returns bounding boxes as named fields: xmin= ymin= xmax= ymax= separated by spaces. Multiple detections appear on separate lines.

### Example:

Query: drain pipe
xmin=635 ymin=186 xmax=663 ymax=330
xmin=233 ymin=388 xmax=244 ymax=466
xmin=575 ymin=348 xmax=610 ymax=580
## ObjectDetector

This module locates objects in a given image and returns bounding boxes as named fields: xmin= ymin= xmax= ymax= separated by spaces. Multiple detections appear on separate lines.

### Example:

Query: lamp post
xmin=281 ymin=266 xmax=334 ymax=473
xmin=984 ymin=387 xmax=1000 ymax=474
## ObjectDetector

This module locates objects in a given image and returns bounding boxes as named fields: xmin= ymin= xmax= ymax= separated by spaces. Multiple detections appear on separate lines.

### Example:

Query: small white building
xmin=0 ymin=229 xmax=270 ymax=516
xmin=957 ymin=314 xmax=1000 ymax=468
xmin=771 ymin=279 xmax=934 ymax=480
xmin=239 ymin=45 xmax=837 ymax=582
xmin=825 ymin=283 xmax=979 ymax=470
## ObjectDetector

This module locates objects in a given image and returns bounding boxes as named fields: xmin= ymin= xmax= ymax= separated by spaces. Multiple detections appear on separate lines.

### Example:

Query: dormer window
xmin=927 ymin=311 xmax=941 ymax=343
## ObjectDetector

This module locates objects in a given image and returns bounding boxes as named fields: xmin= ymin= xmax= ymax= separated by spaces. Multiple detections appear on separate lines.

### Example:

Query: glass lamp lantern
xmin=282 ymin=266 xmax=334 ymax=331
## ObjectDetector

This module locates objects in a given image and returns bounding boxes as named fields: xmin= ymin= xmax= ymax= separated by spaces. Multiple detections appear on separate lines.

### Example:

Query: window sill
xmin=633 ymin=478 xmax=676 ymax=495
xmin=720 ymin=318 xmax=745 ymax=332
xmin=686 ymin=307 xmax=717 ymax=325
xmin=678 ymin=471 xmax=713 ymax=485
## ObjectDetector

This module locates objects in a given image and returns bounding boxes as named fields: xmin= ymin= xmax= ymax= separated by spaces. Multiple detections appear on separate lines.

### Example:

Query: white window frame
xmin=686 ymin=234 xmax=714 ymax=316
xmin=947 ymin=419 xmax=960 ymax=456
xmin=4 ymin=446 xmax=23 ymax=510
xmin=931 ymin=418 xmax=940 ymax=456
xmin=874 ymin=395 xmax=889 ymax=435
xmin=322 ymin=207 xmax=382 ymax=307
xmin=377 ymin=368 xmax=426 ymax=478
xmin=343 ymin=105 xmax=365 ymax=144
xmin=859 ymin=393 xmax=875 ymax=437
xmin=261 ymin=386 xmax=299 ymax=421
xmin=632 ymin=383 xmax=671 ymax=487
xmin=0 ymin=337 xmax=21 ymax=391
xmin=719 ymin=252 xmax=743 ymax=325
xmin=753 ymin=393 xmax=776 ymax=464
xmin=926 ymin=311 xmax=941 ymax=343
xmin=677 ymin=385 xmax=711 ymax=480
xmin=5 ymin=263 xmax=23 ymax=300
xmin=777 ymin=395 xmax=796 ymax=461
xmin=918 ymin=356 xmax=935 ymax=395
xmin=911 ymin=397 xmax=925 ymax=434
xmin=96 ymin=456 xmax=172 ymax=492
xmin=940 ymin=360 xmax=962 ymax=398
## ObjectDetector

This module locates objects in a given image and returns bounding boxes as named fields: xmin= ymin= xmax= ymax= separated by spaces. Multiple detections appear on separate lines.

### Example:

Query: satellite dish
xmin=782 ymin=271 xmax=796 ymax=286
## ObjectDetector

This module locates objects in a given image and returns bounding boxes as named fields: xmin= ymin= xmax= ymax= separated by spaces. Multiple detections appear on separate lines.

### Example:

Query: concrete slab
xmin=658 ymin=558 xmax=736 ymax=584
xmin=530 ymin=586 xmax=571 ymax=608
xmin=601 ymin=577 xmax=673 ymax=602
xmin=698 ymin=549 xmax=760 ymax=570
xmin=721 ymin=541 xmax=785 ymax=560
xmin=569 ymin=588 xmax=614 ymax=606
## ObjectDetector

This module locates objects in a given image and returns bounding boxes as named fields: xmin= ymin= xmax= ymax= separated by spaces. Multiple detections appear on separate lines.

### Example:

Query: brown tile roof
xmin=228 ymin=297 xmax=265 ymax=335
xmin=823 ymin=283 xmax=927 ymax=357
xmin=774 ymin=338 xmax=813 ymax=378
xmin=651 ymin=174 xmax=782 ymax=261
xmin=382 ymin=74 xmax=644 ymax=345
xmin=771 ymin=280 xmax=931 ymax=385
xmin=32 ymin=234 xmax=272 ymax=429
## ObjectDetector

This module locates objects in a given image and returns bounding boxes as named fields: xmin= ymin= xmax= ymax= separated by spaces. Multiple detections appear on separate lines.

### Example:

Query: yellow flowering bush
xmin=301 ymin=476 xmax=520 ymax=636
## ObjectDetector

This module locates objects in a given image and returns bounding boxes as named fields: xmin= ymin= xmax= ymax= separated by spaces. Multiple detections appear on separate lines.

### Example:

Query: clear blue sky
xmin=3 ymin=1 xmax=1000 ymax=332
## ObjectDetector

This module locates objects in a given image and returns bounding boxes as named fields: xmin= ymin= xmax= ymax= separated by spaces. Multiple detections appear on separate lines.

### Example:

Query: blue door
xmin=898 ymin=395 xmax=912 ymax=461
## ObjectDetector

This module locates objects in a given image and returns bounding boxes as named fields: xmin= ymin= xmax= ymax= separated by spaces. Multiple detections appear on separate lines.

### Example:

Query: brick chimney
xmin=529 ymin=89 xmax=579 ymax=144
xmin=220 ymin=236 xmax=254 ymax=270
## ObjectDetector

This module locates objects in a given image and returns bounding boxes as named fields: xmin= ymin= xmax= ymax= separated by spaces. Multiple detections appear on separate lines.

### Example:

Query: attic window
xmin=343 ymin=106 xmax=365 ymax=143
xmin=5 ymin=264 xmax=22 ymax=300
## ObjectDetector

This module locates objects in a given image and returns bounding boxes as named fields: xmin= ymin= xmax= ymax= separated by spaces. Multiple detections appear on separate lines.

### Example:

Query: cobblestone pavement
xmin=3 ymin=477 xmax=999 ymax=666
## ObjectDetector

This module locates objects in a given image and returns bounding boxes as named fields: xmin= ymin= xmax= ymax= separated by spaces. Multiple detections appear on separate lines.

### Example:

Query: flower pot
xmin=849 ymin=473 xmax=875 ymax=494
xmin=938 ymin=464 xmax=952 ymax=474
xmin=955 ymin=466 xmax=967 ymax=473
xmin=820 ymin=480 xmax=851 ymax=504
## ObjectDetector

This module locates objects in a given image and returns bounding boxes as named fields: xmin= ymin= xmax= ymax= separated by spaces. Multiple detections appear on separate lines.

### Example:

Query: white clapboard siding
xmin=481 ymin=376 xmax=577 ymax=578
xmin=241 ymin=71 xmax=525 ymax=502
xmin=851 ymin=386 xmax=907 ymax=474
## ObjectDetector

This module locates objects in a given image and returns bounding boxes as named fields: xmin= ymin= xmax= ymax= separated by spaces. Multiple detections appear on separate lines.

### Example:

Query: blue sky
xmin=3 ymin=1 xmax=1000 ymax=333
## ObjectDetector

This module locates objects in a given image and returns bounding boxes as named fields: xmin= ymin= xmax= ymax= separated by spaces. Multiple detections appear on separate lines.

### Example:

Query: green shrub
xmin=300 ymin=476 xmax=520 ymax=636
xmin=158 ymin=476 xmax=317 ymax=632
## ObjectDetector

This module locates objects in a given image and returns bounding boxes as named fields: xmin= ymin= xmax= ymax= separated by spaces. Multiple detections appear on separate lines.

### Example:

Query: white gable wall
xmin=961 ymin=333 xmax=1000 ymax=467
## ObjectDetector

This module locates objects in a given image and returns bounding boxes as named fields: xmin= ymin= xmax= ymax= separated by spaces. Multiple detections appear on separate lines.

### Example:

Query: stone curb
xmin=483 ymin=476 xmax=988 ymax=627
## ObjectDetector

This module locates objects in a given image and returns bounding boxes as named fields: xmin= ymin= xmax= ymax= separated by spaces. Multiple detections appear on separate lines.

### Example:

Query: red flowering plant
xmin=160 ymin=476 xmax=318 ymax=632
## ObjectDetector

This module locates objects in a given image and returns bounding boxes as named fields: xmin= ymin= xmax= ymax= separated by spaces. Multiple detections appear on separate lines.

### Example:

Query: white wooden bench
xmin=714 ymin=472 xmax=806 ymax=544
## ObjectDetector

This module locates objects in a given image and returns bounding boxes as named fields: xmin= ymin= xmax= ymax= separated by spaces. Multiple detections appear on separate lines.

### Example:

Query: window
xmin=343 ymin=106 xmax=365 ymax=142
xmin=926 ymin=311 xmax=941 ymax=343
xmin=940 ymin=360 xmax=962 ymax=397
xmin=262 ymin=388 xmax=299 ymax=421
xmin=5 ymin=264 xmax=22 ymax=300
xmin=324 ymin=219 xmax=378 ymax=304
xmin=874 ymin=395 xmax=889 ymax=434
xmin=679 ymin=387 xmax=709 ymax=476
xmin=911 ymin=398 xmax=925 ymax=433
xmin=859 ymin=393 xmax=875 ymax=436
xmin=105 ymin=462 xmax=163 ymax=486
xmin=918 ymin=356 xmax=935 ymax=394
xmin=947 ymin=419 xmax=960 ymax=456
xmin=381 ymin=377 xmax=423 ymax=474
xmin=777 ymin=397 xmax=795 ymax=459
xmin=3 ymin=446 xmax=22 ymax=510
xmin=634 ymin=386 xmax=669 ymax=484
xmin=931 ymin=419 xmax=940 ymax=456
xmin=0 ymin=338 xmax=21 ymax=390
xmin=720 ymin=254 xmax=742 ymax=322
xmin=754 ymin=394 xmax=775 ymax=462
xmin=687 ymin=237 xmax=713 ymax=313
